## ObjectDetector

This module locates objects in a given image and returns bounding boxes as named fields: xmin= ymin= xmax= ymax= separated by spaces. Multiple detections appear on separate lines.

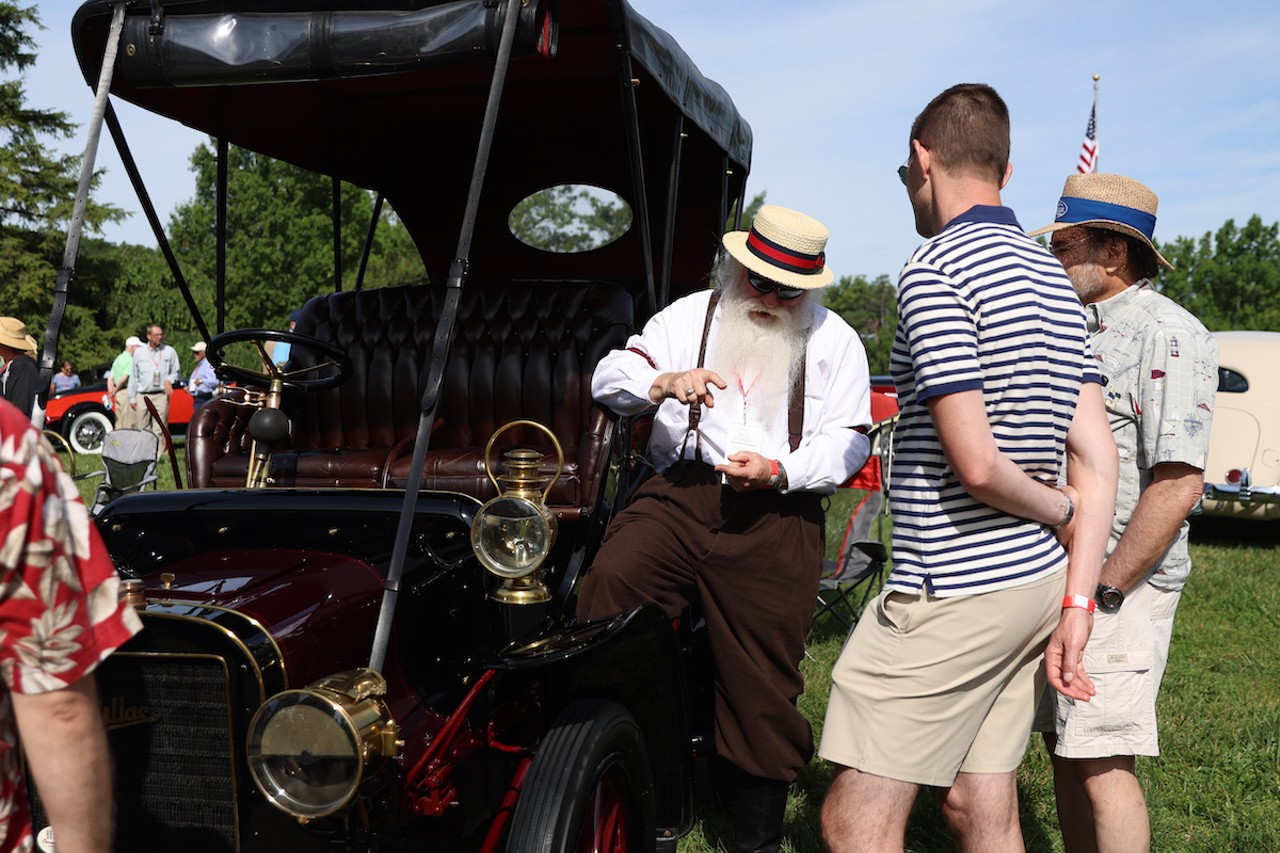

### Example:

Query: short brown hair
xmin=910 ymin=83 xmax=1010 ymax=184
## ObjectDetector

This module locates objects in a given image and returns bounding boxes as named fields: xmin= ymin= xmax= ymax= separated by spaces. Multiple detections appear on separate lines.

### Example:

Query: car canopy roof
xmin=70 ymin=0 xmax=753 ymax=300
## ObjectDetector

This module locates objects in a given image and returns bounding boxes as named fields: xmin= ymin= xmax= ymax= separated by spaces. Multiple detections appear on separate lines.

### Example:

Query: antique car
xmin=45 ymin=381 xmax=195 ymax=453
xmin=52 ymin=0 xmax=756 ymax=850
xmin=1200 ymin=330 xmax=1280 ymax=520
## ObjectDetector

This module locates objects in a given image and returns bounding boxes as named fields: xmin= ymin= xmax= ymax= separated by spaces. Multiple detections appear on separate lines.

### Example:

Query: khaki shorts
xmin=819 ymin=569 xmax=1063 ymax=787
xmin=1035 ymin=581 xmax=1181 ymax=758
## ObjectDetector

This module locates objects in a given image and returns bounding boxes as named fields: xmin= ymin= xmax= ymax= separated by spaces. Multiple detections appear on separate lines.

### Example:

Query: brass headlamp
xmin=246 ymin=668 xmax=400 ymax=820
xmin=470 ymin=420 xmax=564 ymax=604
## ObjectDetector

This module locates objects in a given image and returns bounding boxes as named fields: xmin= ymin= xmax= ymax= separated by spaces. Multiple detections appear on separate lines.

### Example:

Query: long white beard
xmin=707 ymin=285 xmax=812 ymax=429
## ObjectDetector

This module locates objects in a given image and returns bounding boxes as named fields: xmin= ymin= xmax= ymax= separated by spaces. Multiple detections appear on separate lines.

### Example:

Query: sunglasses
xmin=747 ymin=271 xmax=806 ymax=300
xmin=1049 ymin=236 xmax=1091 ymax=258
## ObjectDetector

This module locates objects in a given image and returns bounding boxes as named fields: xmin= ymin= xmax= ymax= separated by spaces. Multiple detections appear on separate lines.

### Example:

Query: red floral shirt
xmin=0 ymin=399 xmax=142 ymax=851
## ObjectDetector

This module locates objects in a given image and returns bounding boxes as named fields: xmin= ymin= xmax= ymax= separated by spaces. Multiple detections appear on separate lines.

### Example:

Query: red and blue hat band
xmin=1054 ymin=196 xmax=1156 ymax=240
xmin=746 ymin=229 xmax=826 ymax=275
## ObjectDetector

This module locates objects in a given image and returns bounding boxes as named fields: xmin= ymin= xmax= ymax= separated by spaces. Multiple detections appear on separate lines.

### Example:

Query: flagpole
xmin=1092 ymin=74 xmax=1100 ymax=172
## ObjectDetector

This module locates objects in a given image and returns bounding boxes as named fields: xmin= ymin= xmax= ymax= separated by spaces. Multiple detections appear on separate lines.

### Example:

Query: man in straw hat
xmin=1030 ymin=173 xmax=1217 ymax=853
xmin=581 ymin=204 xmax=874 ymax=852
xmin=820 ymin=83 xmax=1118 ymax=853
xmin=0 ymin=317 xmax=41 ymax=419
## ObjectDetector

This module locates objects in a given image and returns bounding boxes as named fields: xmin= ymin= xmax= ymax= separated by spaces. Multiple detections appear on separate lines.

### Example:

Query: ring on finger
xmin=684 ymin=387 xmax=696 ymax=397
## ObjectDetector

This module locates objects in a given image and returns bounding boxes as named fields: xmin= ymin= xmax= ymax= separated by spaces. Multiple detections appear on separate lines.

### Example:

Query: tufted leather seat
xmin=186 ymin=282 xmax=634 ymax=517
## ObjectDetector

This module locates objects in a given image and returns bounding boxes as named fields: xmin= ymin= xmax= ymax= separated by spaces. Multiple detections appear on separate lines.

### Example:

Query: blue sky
xmin=30 ymin=1 xmax=1280 ymax=280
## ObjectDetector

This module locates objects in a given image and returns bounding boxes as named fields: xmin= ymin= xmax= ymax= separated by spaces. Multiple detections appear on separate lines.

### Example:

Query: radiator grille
xmin=32 ymin=652 xmax=241 ymax=852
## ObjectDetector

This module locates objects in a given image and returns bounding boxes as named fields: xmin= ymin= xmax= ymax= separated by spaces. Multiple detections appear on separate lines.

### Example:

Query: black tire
xmin=508 ymin=699 xmax=656 ymax=853
xmin=66 ymin=409 xmax=113 ymax=455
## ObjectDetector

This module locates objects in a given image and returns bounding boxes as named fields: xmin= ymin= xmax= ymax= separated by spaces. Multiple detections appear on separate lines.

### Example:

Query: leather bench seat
xmin=187 ymin=281 xmax=633 ymax=516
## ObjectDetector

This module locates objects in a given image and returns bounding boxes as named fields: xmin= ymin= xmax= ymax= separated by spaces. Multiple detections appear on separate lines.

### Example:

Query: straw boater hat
xmin=1029 ymin=173 xmax=1173 ymax=269
xmin=722 ymin=204 xmax=835 ymax=289
xmin=0 ymin=317 xmax=29 ymax=353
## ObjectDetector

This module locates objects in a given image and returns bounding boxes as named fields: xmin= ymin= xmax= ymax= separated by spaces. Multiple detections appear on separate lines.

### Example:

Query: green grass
xmin=678 ymin=499 xmax=1280 ymax=852
xmin=40 ymin=448 xmax=1280 ymax=851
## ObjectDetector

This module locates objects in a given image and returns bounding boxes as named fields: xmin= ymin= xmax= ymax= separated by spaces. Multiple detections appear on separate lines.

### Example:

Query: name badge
xmin=725 ymin=421 xmax=764 ymax=456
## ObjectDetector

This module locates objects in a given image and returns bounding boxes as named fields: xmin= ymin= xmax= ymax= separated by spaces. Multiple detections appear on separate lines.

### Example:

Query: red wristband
xmin=770 ymin=459 xmax=780 ymax=478
xmin=1062 ymin=594 xmax=1096 ymax=614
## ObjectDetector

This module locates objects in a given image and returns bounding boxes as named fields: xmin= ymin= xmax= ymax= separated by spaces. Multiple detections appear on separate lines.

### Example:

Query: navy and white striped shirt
xmin=886 ymin=206 xmax=1100 ymax=597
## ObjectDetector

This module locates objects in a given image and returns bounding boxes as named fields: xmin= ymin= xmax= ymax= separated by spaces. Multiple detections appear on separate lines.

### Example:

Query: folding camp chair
xmin=83 ymin=429 xmax=161 ymax=515
xmin=814 ymin=457 xmax=887 ymax=633
xmin=813 ymin=403 xmax=897 ymax=633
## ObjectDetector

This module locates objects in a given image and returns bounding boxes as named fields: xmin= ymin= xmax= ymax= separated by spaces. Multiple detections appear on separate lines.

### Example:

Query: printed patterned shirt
xmin=1085 ymin=281 xmax=1218 ymax=591
xmin=887 ymin=206 xmax=1100 ymax=597
xmin=0 ymin=399 xmax=143 ymax=851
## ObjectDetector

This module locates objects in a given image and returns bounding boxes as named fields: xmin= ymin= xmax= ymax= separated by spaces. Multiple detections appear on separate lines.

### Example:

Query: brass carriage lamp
xmin=470 ymin=420 xmax=564 ymax=605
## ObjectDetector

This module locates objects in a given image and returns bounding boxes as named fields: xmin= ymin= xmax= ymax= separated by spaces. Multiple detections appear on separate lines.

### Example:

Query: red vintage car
xmin=44 ymin=381 xmax=195 ymax=454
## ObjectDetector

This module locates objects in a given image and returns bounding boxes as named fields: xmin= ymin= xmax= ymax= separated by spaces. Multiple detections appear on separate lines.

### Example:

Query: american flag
xmin=1077 ymin=98 xmax=1098 ymax=173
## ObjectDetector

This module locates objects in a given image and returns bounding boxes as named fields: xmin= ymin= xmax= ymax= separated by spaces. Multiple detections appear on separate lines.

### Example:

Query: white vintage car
xmin=1200 ymin=331 xmax=1280 ymax=520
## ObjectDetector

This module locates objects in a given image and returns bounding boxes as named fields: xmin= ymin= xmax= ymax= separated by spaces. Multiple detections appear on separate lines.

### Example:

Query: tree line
xmin=2 ymin=5 xmax=1276 ymax=380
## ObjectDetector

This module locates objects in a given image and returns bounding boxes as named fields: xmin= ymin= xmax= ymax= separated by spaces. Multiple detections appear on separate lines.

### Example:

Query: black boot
xmin=733 ymin=774 xmax=789 ymax=853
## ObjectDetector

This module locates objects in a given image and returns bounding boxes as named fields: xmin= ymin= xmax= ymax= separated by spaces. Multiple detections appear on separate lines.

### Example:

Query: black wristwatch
xmin=1096 ymin=583 xmax=1125 ymax=613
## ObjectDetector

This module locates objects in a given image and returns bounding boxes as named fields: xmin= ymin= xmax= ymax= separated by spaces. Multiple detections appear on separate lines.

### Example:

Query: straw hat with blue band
xmin=722 ymin=204 xmax=835 ymax=289
xmin=1029 ymin=173 xmax=1173 ymax=270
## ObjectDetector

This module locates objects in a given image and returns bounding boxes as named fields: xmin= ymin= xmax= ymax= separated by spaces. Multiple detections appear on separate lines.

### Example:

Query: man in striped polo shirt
xmin=820 ymin=83 xmax=1119 ymax=853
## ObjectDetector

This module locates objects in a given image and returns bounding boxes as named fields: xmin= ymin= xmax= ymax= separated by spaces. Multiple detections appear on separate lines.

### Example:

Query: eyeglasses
xmin=898 ymin=141 xmax=926 ymax=186
xmin=1049 ymin=236 xmax=1091 ymax=259
xmin=747 ymin=271 xmax=806 ymax=300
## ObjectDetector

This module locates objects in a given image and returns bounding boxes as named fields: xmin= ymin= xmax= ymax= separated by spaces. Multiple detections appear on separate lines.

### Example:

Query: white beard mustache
xmin=707 ymin=280 xmax=812 ymax=428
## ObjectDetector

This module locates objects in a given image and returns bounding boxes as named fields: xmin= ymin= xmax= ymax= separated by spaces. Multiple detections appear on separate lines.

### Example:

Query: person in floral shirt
xmin=0 ymin=396 xmax=142 ymax=852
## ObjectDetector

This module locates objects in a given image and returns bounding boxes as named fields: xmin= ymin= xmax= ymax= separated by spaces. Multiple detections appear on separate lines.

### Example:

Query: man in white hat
xmin=821 ymin=84 xmax=1118 ymax=853
xmin=0 ymin=317 xmax=41 ymax=419
xmin=107 ymin=334 xmax=143 ymax=429
xmin=581 ymin=205 xmax=873 ymax=852
xmin=1030 ymin=174 xmax=1217 ymax=853
xmin=188 ymin=341 xmax=221 ymax=409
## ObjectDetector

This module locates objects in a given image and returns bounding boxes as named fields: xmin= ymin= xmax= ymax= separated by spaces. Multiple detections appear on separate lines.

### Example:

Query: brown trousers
xmin=578 ymin=462 xmax=823 ymax=781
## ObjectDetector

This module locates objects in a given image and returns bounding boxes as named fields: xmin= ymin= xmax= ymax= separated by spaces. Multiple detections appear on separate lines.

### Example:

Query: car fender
xmin=493 ymin=603 xmax=693 ymax=837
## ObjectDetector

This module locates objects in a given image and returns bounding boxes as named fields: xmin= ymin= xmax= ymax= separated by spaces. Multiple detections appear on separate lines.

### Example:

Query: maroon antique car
xmin=57 ymin=0 xmax=754 ymax=850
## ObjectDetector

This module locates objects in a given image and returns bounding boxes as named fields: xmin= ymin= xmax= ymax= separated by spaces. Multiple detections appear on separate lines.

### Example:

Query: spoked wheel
xmin=508 ymin=699 xmax=656 ymax=853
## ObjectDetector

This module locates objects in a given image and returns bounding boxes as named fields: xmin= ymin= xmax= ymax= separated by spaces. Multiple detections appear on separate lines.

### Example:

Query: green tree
xmin=508 ymin=184 xmax=633 ymax=253
xmin=0 ymin=2 xmax=125 ymax=362
xmin=727 ymin=191 xmax=766 ymax=232
xmin=1156 ymin=215 xmax=1280 ymax=331
xmin=822 ymin=273 xmax=897 ymax=374
xmin=163 ymin=143 xmax=430 ymax=338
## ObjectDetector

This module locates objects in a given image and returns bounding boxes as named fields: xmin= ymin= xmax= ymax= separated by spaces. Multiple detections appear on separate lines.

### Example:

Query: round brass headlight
xmin=470 ymin=494 xmax=556 ymax=579
xmin=246 ymin=669 xmax=398 ymax=820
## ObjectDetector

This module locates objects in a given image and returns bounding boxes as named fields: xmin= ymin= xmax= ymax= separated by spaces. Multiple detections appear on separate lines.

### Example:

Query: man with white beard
xmin=581 ymin=205 xmax=873 ymax=853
